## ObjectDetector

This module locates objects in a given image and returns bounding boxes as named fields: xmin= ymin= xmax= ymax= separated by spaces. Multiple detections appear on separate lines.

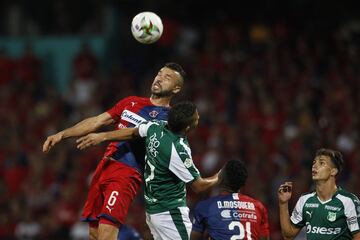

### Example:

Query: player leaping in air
xmin=43 ymin=63 xmax=185 ymax=240
xmin=76 ymin=101 xmax=220 ymax=240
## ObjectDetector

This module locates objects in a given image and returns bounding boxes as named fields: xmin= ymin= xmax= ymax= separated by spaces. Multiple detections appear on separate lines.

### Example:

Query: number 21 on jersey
xmin=228 ymin=221 xmax=252 ymax=240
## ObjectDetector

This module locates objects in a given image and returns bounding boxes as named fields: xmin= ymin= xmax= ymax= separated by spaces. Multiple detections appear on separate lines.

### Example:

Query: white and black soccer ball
xmin=131 ymin=12 xmax=163 ymax=44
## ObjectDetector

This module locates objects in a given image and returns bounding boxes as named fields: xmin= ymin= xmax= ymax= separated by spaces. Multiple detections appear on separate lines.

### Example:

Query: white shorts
xmin=146 ymin=207 xmax=192 ymax=240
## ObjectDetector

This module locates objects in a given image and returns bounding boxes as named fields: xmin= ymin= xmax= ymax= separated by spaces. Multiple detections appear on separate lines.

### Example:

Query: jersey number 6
xmin=108 ymin=191 xmax=119 ymax=206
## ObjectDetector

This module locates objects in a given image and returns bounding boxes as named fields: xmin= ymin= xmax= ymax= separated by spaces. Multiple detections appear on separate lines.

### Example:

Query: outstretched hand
xmin=43 ymin=133 xmax=63 ymax=153
xmin=278 ymin=182 xmax=293 ymax=204
xmin=76 ymin=133 xmax=104 ymax=150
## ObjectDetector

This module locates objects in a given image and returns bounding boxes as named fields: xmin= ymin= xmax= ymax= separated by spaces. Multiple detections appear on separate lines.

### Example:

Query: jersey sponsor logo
xmin=221 ymin=210 xmax=232 ymax=218
xmin=106 ymin=205 xmax=114 ymax=213
xmin=306 ymin=224 xmax=341 ymax=235
xmin=149 ymin=110 xmax=159 ymax=118
xmin=234 ymin=211 xmax=257 ymax=220
xmin=327 ymin=211 xmax=337 ymax=222
xmin=306 ymin=211 xmax=313 ymax=218
xmin=148 ymin=133 xmax=160 ymax=157
xmin=347 ymin=216 xmax=358 ymax=226
xmin=325 ymin=205 xmax=341 ymax=211
xmin=220 ymin=209 xmax=257 ymax=220
xmin=184 ymin=158 xmax=193 ymax=168
xmin=305 ymin=203 xmax=319 ymax=208
xmin=217 ymin=201 xmax=255 ymax=210
xmin=121 ymin=110 xmax=146 ymax=126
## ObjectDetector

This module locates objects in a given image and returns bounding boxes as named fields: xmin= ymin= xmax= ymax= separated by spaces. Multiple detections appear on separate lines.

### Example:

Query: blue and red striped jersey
xmin=192 ymin=193 xmax=270 ymax=240
xmin=104 ymin=96 xmax=170 ymax=172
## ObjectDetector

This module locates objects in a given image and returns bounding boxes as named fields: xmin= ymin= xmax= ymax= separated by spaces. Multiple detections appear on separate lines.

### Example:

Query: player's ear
xmin=172 ymin=85 xmax=181 ymax=94
xmin=331 ymin=167 xmax=338 ymax=177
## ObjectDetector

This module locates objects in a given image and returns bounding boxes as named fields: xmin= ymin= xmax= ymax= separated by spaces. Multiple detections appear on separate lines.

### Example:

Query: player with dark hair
xmin=191 ymin=159 xmax=270 ymax=240
xmin=278 ymin=148 xmax=360 ymax=240
xmin=76 ymin=101 xmax=219 ymax=240
xmin=43 ymin=62 xmax=186 ymax=240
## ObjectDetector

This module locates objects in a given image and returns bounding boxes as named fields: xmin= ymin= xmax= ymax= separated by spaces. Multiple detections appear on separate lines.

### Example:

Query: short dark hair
xmin=222 ymin=160 xmax=248 ymax=192
xmin=168 ymin=101 xmax=196 ymax=134
xmin=165 ymin=62 xmax=186 ymax=86
xmin=315 ymin=148 xmax=344 ymax=174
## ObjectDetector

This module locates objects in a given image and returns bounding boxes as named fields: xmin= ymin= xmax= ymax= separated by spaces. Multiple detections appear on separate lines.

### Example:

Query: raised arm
xmin=43 ymin=112 xmax=114 ymax=153
xmin=76 ymin=128 xmax=140 ymax=150
xmin=190 ymin=171 xmax=219 ymax=193
xmin=278 ymin=182 xmax=301 ymax=239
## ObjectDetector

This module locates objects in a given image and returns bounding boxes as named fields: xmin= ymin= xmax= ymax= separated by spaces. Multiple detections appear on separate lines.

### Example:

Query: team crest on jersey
xmin=327 ymin=211 xmax=337 ymax=222
xmin=184 ymin=158 xmax=193 ymax=168
xmin=149 ymin=110 xmax=159 ymax=118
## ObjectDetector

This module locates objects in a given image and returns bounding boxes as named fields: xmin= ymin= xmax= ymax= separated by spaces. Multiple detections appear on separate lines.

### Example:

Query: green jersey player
xmin=76 ymin=101 xmax=219 ymax=240
xmin=278 ymin=148 xmax=360 ymax=240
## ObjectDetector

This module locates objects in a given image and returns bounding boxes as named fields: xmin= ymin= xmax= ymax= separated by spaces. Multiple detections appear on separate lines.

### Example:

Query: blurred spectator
xmin=72 ymin=42 xmax=98 ymax=81
xmin=51 ymin=184 xmax=79 ymax=238
xmin=14 ymin=210 xmax=41 ymax=240
xmin=0 ymin=47 xmax=15 ymax=86
xmin=3 ymin=151 xmax=28 ymax=198
xmin=66 ymin=42 xmax=98 ymax=107
xmin=15 ymin=44 xmax=42 ymax=84
xmin=0 ymin=211 xmax=15 ymax=239
xmin=250 ymin=22 xmax=271 ymax=44
xmin=70 ymin=221 xmax=88 ymax=240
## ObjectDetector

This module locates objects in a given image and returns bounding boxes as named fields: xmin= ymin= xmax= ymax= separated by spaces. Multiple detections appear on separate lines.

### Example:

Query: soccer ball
xmin=131 ymin=12 xmax=163 ymax=44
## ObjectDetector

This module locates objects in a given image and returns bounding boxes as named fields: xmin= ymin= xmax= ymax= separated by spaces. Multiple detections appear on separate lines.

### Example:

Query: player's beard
xmin=151 ymin=89 xmax=173 ymax=98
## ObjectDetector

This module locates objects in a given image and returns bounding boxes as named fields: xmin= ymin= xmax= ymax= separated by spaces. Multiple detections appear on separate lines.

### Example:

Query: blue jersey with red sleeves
xmin=192 ymin=193 xmax=270 ymax=240
xmin=105 ymin=96 xmax=170 ymax=172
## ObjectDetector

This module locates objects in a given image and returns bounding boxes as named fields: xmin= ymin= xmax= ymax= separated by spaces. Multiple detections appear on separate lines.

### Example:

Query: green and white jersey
xmin=138 ymin=121 xmax=201 ymax=214
xmin=290 ymin=188 xmax=360 ymax=240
